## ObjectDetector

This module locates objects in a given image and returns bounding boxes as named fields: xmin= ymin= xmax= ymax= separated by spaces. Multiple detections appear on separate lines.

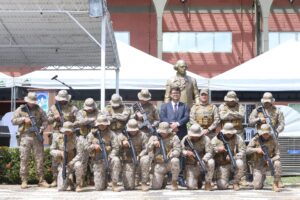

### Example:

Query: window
xmin=114 ymin=31 xmax=130 ymax=45
xmin=163 ymin=32 xmax=232 ymax=53
xmin=269 ymin=32 xmax=300 ymax=49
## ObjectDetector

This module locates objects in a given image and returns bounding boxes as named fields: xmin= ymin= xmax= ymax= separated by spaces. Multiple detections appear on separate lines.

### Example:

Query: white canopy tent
xmin=14 ymin=41 xmax=208 ymax=90
xmin=0 ymin=72 xmax=13 ymax=88
xmin=209 ymin=40 xmax=300 ymax=91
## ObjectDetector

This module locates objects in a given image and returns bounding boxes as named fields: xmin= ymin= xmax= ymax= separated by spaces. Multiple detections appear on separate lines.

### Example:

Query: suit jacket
xmin=159 ymin=101 xmax=190 ymax=140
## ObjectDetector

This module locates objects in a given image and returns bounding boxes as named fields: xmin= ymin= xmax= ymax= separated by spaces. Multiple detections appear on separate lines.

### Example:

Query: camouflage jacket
xmin=104 ymin=104 xmax=131 ymax=132
xmin=219 ymin=103 xmax=244 ymax=131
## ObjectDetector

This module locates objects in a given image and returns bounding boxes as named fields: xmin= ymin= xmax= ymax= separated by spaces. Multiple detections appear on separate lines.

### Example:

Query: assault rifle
xmin=95 ymin=130 xmax=109 ymax=174
xmin=23 ymin=105 xmax=44 ymax=144
xmin=132 ymin=103 xmax=168 ymax=163
xmin=185 ymin=138 xmax=207 ymax=174
xmin=122 ymin=129 xmax=138 ymax=166
xmin=256 ymin=134 xmax=275 ymax=176
xmin=257 ymin=106 xmax=278 ymax=139
xmin=55 ymin=102 xmax=68 ymax=181
xmin=217 ymin=132 xmax=237 ymax=171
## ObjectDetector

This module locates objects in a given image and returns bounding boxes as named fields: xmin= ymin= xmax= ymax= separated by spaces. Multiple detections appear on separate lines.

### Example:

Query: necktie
xmin=174 ymin=103 xmax=178 ymax=112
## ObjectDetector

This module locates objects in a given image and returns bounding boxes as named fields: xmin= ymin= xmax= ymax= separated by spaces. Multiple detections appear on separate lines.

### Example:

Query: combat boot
xmin=272 ymin=181 xmax=281 ymax=192
xmin=76 ymin=185 xmax=83 ymax=192
xmin=21 ymin=181 xmax=29 ymax=189
xmin=204 ymin=182 xmax=212 ymax=191
xmin=278 ymin=180 xmax=284 ymax=188
xmin=233 ymin=184 xmax=240 ymax=191
xmin=50 ymin=180 xmax=57 ymax=187
xmin=112 ymin=182 xmax=122 ymax=192
xmin=171 ymin=181 xmax=178 ymax=191
xmin=38 ymin=179 xmax=50 ymax=188
xmin=141 ymin=183 xmax=149 ymax=192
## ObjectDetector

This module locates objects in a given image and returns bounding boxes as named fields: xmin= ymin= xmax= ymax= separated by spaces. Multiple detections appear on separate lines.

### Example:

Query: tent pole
xmin=116 ymin=68 xmax=119 ymax=95
xmin=100 ymin=14 xmax=107 ymax=111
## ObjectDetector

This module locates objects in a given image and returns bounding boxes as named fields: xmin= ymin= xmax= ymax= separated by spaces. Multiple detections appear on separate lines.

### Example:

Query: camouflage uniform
xmin=249 ymin=92 xmax=285 ymax=135
xmin=104 ymin=94 xmax=131 ymax=135
xmin=164 ymin=60 xmax=200 ymax=108
xmin=118 ymin=119 xmax=150 ymax=191
xmin=47 ymin=90 xmax=78 ymax=186
xmin=147 ymin=122 xmax=182 ymax=190
xmin=131 ymin=89 xmax=160 ymax=139
xmin=74 ymin=98 xmax=101 ymax=185
xmin=190 ymin=89 xmax=220 ymax=139
xmin=181 ymin=124 xmax=215 ymax=190
xmin=87 ymin=115 xmax=121 ymax=191
xmin=50 ymin=122 xmax=77 ymax=191
xmin=211 ymin=123 xmax=246 ymax=190
xmin=246 ymin=124 xmax=282 ymax=192
xmin=219 ymin=91 xmax=245 ymax=137
xmin=11 ymin=92 xmax=49 ymax=189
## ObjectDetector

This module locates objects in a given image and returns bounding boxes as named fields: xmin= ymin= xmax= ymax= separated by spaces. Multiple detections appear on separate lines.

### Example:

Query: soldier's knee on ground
xmin=217 ymin=179 xmax=228 ymax=190
xmin=170 ymin=158 xmax=180 ymax=170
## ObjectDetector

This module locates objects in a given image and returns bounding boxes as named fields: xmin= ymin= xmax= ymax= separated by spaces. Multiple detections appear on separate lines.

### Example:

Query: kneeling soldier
xmin=246 ymin=124 xmax=282 ymax=192
xmin=118 ymin=119 xmax=150 ymax=191
xmin=181 ymin=124 xmax=215 ymax=190
xmin=147 ymin=122 xmax=181 ymax=190
xmin=50 ymin=122 xmax=76 ymax=191
xmin=211 ymin=122 xmax=245 ymax=191
xmin=87 ymin=115 xmax=122 ymax=192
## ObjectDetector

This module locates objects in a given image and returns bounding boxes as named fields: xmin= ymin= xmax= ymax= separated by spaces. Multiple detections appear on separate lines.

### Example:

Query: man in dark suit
xmin=160 ymin=86 xmax=190 ymax=186
xmin=160 ymin=87 xmax=190 ymax=140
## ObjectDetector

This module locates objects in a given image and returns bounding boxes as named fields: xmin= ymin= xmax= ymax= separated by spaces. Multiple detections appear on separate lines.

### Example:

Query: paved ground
xmin=0 ymin=184 xmax=299 ymax=200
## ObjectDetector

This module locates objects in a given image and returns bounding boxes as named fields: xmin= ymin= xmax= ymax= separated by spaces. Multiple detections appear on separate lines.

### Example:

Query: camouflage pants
xmin=19 ymin=133 xmax=44 ymax=181
xmin=57 ymin=164 xmax=75 ymax=191
xmin=185 ymin=158 xmax=215 ymax=190
xmin=253 ymin=160 xmax=282 ymax=189
xmin=216 ymin=159 xmax=244 ymax=190
xmin=122 ymin=155 xmax=151 ymax=190
xmin=51 ymin=131 xmax=60 ymax=180
xmin=152 ymin=157 xmax=180 ymax=190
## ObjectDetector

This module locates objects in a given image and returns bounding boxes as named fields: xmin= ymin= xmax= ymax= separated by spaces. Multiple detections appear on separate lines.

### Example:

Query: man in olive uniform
xmin=48 ymin=90 xmax=78 ymax=187
xmin=181 ymin=124 xmax=215 ymax=190
xmin=118 ymin=119 xmax=151 ymax=191
xmin=104 ymin=94 xmax=131 ymax=135
xmin=249 ymin=92 xmax=284 ymax=187
xmin=190 ymin=89 xmax=220 ymax=139
xmin=50 ymin=121 xmax=77 ymax=191
xmin=87 ymin=115 xmax=122 ymax=192
xmin=131 ymin=89 xmax=160 ymax=139
xmin=74 ymin=98 xmax=100 ymax=186
xmin=219 ymin=91 xmax=245 ymax=137
xmin=211 ymin=123 xmax=245 ymax=191
xmin=246 ymin=124 xmax=282 ymax=192
xmin=12 ymin=92 xmax=49 ymax=189
xmin=147 ymin=122 xmax=181 ymax=190
xmin=164 ymin=59 xmax=200 ymax=108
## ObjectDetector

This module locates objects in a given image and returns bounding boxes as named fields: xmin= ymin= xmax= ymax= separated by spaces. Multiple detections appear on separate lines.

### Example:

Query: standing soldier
xmin=181 ymin=124 xmax=215 ymax=190
xmin=50 ymin=122 xmax=77 ymax=191
xmin=211 ymin=123 xmax=245 ymax=191
xmin=12 ymin=92 xmax=49 ymax=189
xmin=249 ymin=92 xmax=285 ymax=187
xmin=73 ymin=98 xmax=99 ymax=188
xmin=131 ymin=89 xmax=160 ymax=139
xmin=87 ymin=115 xmax=122 ymax=192
xmin=219 ymin=91 xmax=245 ymax=137
xmin=104 ymin=94 xmax=131 ymax=135
xmin=118 ymin=119 xmax=150 ymax=191
xmin=147 ymin=122 xmax=181 ymax=190
xmin=246 ymin=124 xmax=282 ymax=192
xmin=48 ymin=90 xmax=78 ymax=187
xmin=190 ymin=88 xmax=220 ymax=139
xmin=164 ymin=59 xmax=200 ymax=108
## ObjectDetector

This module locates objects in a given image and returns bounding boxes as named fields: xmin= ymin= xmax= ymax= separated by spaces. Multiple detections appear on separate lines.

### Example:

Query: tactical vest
xmin=106 ymin=105 xmax=128 ymax=131
xmin=120 ymin=134 xmax=143 ymax=163
xmin=52 ymin=104 xmax=76 ymax=130
xmin=154 ymin=134 xmax=174 ymax=163
xmin=57 ymin=134 xmax=76 ymax=163
xmin=79 ymin=110 xmax=97 ymax=135
xmin=221 ymin=104 xmax=243 ymax=130
xmin=19 ymin=105 xmax=43 ymax=134
xmin=185 ymin=138 xmax=206 ymax=165
xmin=256 ymin=107 xmax=278 ymax=131
xmin=195 ymin=104 xmax=214 ymax=129
xmin=214 ymin=135 xmax=239 ymax=166
xmin=91 ymin=131 xmax=112 ymax=160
